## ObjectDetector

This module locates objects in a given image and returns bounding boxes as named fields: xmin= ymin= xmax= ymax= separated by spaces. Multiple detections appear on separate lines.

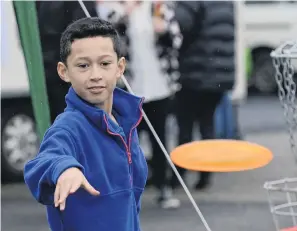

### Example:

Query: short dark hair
xmin=60 ymin=17 xmax=122 ymax=63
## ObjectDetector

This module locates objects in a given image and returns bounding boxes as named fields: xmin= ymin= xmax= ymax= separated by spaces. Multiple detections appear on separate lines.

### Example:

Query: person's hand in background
xmin=153 ymin=16 xmax=167 ymax=34
xmin=230 ymin=82 xmax=247 ymax=105
xmin=122 ymin=0 xmax=139 ymax=16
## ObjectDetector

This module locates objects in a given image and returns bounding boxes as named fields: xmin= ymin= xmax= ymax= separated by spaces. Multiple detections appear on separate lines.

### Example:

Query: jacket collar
xmin=65 ymin=87 xmax=144 ymax=131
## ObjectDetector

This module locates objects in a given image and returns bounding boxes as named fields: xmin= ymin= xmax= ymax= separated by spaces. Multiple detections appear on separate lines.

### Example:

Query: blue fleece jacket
xmin=24 ymin=87 xmax=148 ymax=231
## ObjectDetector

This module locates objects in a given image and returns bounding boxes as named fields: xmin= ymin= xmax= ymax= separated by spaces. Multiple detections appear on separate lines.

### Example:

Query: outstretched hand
xmin=54 ymin=167 xmax=100 ymax=211
xmin=153 ymin=16 xmax=167 ymax=34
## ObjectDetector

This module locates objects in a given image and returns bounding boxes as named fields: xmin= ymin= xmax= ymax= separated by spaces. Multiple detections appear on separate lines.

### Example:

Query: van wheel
xmin=252 ymin=52 xmax=277 ymax=94
xmin=1 ymin=103 xmax=39 ymax=182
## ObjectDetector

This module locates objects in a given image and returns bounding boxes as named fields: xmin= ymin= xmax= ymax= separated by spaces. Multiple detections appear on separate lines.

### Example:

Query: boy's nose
xmin=90 ymin=67 xmax=103 ymax=81
xmin=90 ymin=74 xmax=102 ymax=81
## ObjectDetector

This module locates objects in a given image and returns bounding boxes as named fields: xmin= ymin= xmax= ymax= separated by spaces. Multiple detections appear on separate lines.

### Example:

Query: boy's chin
xmin=87 ymin=97 xmax=106 ymax=107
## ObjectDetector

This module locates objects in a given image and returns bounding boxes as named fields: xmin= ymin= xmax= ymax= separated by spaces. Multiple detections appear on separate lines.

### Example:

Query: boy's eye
xmin=77 ymin=64 xmax=89 ymax=69
xmin=101 ymin=62 xmax=111 ymax=67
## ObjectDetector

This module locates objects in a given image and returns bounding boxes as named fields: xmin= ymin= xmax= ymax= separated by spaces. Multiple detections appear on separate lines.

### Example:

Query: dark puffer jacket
xmin=175 ymin=1 xmax=235 ymax=92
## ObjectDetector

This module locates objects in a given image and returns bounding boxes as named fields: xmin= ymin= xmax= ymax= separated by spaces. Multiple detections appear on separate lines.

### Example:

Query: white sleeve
xmin=96 ymin=2 xmax=126 ymax=24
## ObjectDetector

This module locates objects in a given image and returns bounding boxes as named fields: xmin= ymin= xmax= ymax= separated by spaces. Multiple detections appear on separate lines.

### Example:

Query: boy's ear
xmin=57 ymin=62 xmax=71 ymax=83
xmin=117 ymin=57 xmax=126 ymax=80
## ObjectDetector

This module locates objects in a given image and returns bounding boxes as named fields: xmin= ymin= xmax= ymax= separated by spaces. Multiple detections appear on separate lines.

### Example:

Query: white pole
xmin=77 ymin=1 xmax=212 ymax=231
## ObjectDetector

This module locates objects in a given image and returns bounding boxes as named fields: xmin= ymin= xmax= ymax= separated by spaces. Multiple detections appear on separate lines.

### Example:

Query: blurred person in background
xmin=36 ymin=1 xmax=97 ymax=123
xmin=171 ymin=1 xmax=236 ymax=190
xmin=97 ymin=0 xmax=183 ymax=209
xmin=214 ymin=92 xmax=243 ymax=140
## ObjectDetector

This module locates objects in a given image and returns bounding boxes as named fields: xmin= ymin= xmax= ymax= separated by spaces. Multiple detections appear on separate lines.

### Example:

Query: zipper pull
xmin=128 ymin=152 xmax=132 ymax=164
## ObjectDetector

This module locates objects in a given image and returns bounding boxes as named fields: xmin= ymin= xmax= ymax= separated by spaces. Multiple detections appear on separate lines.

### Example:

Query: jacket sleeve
xmin=174 ymin=1 xmax=203 ymax=34
xmin=24 ymin=128 xmax=84 ymax=205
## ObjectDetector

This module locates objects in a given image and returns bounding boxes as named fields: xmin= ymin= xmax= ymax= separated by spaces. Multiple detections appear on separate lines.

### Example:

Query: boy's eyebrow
xmin=76 ymin=55 xmax=113 ymax=61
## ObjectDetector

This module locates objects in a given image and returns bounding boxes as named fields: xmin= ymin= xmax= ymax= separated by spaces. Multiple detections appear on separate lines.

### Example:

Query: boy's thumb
xmin=82 ymin=178 xmax=100 ymax=196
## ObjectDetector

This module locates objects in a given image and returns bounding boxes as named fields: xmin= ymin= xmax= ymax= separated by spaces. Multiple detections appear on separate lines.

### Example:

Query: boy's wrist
xmin=52 ymin=157 xmax=84 ymax=185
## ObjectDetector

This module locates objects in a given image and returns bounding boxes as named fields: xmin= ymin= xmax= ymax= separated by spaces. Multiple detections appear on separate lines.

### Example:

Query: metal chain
xmin=273 ymin=56 xmax=297 ymax=163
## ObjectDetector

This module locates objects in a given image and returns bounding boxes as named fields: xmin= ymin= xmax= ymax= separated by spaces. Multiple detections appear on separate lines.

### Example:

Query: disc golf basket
xmin=264 ymin=41 xmax=297 ymax=231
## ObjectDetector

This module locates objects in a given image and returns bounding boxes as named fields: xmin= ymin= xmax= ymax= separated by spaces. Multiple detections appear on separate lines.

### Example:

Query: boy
xmin=24 ymin=17 xmax=148 ymax=231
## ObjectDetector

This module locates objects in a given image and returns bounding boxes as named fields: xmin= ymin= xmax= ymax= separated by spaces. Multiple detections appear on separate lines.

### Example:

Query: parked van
xmin=244 ymin=1 xmax=297 ymax=93
xmin=1 ymin=1 xmax=39 ymax=181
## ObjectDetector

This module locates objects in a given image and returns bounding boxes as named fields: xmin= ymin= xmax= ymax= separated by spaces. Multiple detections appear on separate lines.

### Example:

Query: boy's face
xmin=57 ymin=36 xmax=125 ymax=108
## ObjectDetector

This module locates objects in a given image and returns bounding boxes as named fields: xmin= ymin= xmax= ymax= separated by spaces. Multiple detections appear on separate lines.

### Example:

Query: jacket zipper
xmin=103 ymin=98 xmax=144 ymax=186
xmin=127 ymin=98 xmax=144 ymax=161
xmin=103 ymin=115 xmax=130 ymax=158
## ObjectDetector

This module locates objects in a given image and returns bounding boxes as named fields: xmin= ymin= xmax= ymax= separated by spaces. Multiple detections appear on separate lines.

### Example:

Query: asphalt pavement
xmin=2 ymin=95 xmax=297 ymax=231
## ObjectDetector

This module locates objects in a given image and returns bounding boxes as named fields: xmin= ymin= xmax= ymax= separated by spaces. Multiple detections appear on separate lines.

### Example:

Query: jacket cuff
xmin=52 ymin=157 xmax=84 ymax=184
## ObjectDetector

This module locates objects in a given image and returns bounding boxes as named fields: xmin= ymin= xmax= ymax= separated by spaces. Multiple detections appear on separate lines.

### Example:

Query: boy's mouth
xmin=87 ymin=86 xmax=106 ymax=93
xmin=88 ymin=86 xmax=105 ymax=89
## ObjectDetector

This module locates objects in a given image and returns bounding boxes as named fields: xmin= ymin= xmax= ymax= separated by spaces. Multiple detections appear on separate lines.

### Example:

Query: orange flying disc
xmin=281 ymin=227 xmax=297 ymax=231
xmin=170 ymin=140 xmax=273 ymax=172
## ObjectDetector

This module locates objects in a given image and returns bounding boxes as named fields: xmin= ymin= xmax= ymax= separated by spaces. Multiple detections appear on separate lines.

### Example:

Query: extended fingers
xmin=82 ymin=178 xmax=100 ymax=196
xmin=69 ymin=180 xmax=82 ymax=194
xmin=55 ymin=182 xmax=71 ymax=211
xmin=54 ymin=175 xmax=99 ymax=210
xmin=54 ymin=184 xmax=60 ymax=207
